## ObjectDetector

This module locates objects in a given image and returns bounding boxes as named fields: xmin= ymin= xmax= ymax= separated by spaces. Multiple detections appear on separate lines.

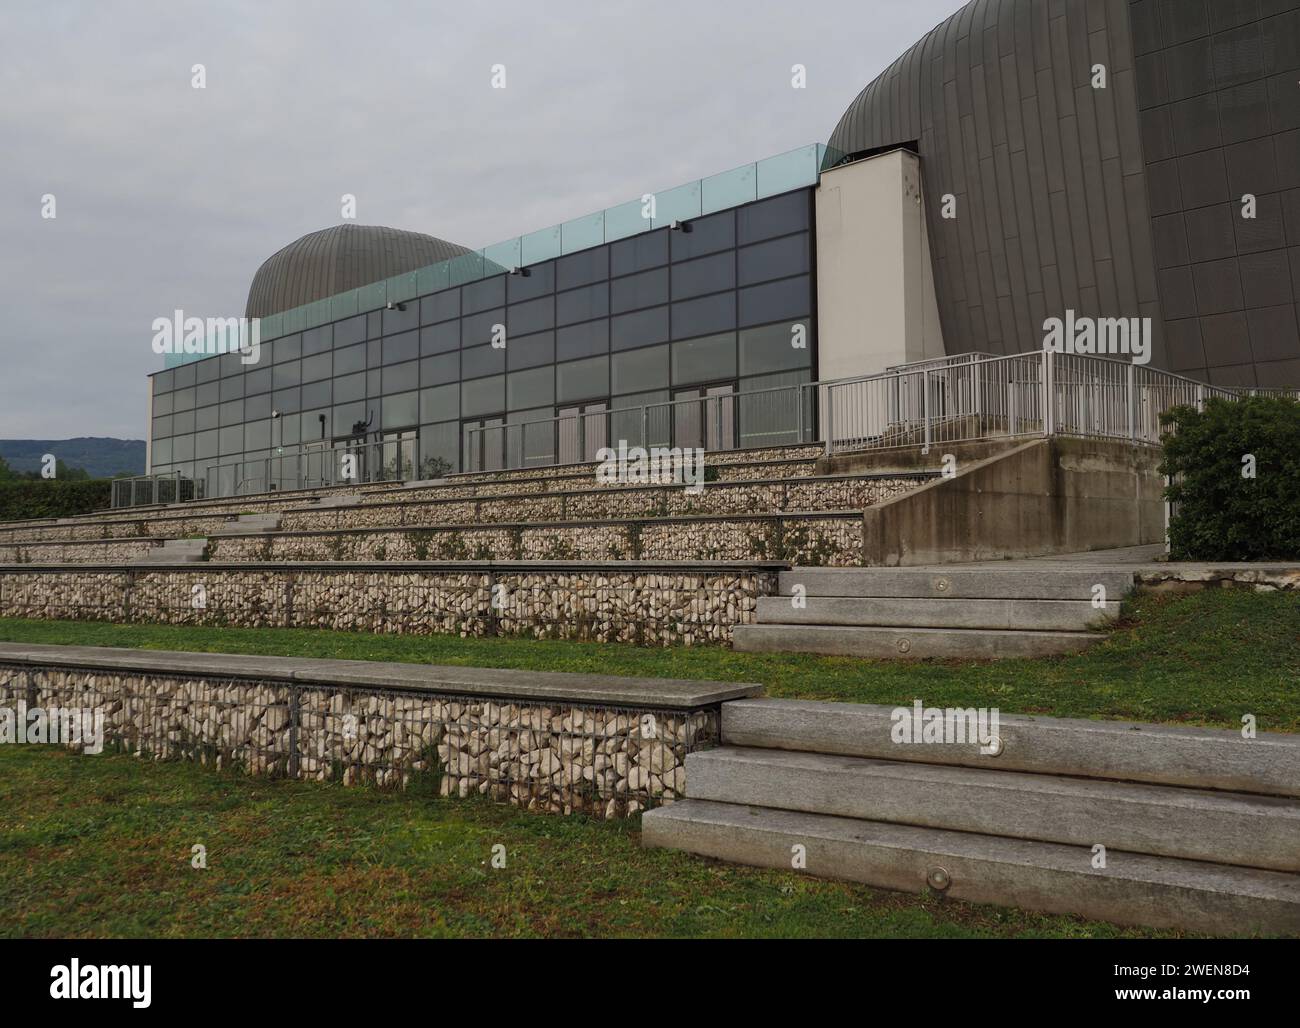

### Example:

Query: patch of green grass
xmin=0 ymin=746 xmax=1179 ymax=939
xmin=0 ymin=588 xmax=1296 ymax=730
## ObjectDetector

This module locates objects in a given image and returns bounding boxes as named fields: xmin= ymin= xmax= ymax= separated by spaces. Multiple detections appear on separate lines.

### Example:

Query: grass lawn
xmin=0 ymin=588 xmax=1297 ymax=730
xmin=0 ymin=745 xmax=1181 ymax=939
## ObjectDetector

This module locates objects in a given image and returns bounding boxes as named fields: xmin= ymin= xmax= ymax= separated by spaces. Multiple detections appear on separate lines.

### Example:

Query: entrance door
xmin=557 ymin=402 xmax=608 ymax=465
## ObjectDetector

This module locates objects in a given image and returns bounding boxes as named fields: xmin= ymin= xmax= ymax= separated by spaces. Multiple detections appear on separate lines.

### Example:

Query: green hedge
xmin=0 ymin=479 xmax=113 ymax=522
xmin=1159 ymin=395 xmax=1300 ymax=561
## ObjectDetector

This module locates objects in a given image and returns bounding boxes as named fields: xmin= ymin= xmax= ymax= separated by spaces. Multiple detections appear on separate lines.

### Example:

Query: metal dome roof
xmin=244 ymin=224 xmax=472 ymax=319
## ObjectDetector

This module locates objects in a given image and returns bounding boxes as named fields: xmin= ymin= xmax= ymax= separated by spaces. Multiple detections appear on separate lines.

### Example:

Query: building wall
xmin=815 ymin=148 xmax=946 ymax=379
xmin=1133 ymin=0 xmax=1300 ymax=386
xmin=826 ymin=0 xmax=1300 ymax=387
xmin=147 ymin=190 xmax=816 ymax=492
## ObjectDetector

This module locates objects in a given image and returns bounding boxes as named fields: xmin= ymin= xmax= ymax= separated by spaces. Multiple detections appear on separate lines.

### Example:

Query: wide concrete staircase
xmin=643 ymin=699 xmax=1300 ymax=935
xmin=732 ymin=566 xmax=1130 ymax=658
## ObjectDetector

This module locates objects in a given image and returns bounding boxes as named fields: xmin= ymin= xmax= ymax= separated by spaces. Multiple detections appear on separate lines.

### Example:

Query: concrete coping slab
xmin=0 ymin=559 xmax=792 ymax=574
xmin=0 ymin=642 xmax=763 ymax=710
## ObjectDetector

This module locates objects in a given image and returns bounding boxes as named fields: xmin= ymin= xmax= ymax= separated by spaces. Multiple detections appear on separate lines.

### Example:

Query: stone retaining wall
xmin=0 ymin=539 xmax=162 ymax=564
xmin=210 ymin=513 xmax=865 ymax=566
xmin=0 ymin=563 xmax=782 ymax=645
xmin=0 ymin=662 xmax=721 ymax=817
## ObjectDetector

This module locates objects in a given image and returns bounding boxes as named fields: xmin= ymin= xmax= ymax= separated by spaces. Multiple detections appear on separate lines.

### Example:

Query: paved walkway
xmin=946 ymin=544 xmax=1300 ymax=579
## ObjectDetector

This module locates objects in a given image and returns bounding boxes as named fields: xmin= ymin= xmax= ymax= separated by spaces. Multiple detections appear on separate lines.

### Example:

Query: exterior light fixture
xmin=385 ymin=301 xmax=407 ymax=311
xmin=508 ymin=266 xmax=531 ymax=277
xmin=670 ymin=220 xmax=693 ymax=233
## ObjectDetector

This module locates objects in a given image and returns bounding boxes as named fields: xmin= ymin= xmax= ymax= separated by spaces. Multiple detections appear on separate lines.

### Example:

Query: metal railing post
xmin=795 ymin=383 xmax=804 ymax=443
xmin=921 ymin=370 xmax=931 ymax=454
xmin=640 ymin=405 xmax=648 ymax=449
xmin=1126 ymin=364 xmax=1136 ymax=442
xmin=1042 ymin=348 xmax=1055 ymax=436
xmin=823 ymin=386 xmax=834 ymax=456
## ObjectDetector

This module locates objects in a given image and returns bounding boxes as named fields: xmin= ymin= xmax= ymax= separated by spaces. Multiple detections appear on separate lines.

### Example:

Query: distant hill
xmin=0 ymin=438 xmax=146 ymax=478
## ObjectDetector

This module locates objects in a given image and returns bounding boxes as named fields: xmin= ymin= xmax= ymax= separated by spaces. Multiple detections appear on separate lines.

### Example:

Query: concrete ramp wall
xmin=859 ymin=437 xmax=1165 ymax=566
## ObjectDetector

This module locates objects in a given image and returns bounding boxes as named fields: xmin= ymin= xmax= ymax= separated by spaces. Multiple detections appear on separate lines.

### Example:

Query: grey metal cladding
xmin=245 ymin=224 xmax=473 ymax=319
xmin=826 ymin=0 xmax=1300 ymax=386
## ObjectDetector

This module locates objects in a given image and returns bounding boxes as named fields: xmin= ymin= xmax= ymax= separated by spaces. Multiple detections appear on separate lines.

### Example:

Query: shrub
xmin=1159 ymin=395 xmax=1300 ymax=560
xmin=0 ymin=479 xmax=113 ymax=521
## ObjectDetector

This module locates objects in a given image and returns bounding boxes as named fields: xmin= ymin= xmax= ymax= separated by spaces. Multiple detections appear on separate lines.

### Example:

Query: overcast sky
xmin=0 ymin=0 xmax=964 ymax=439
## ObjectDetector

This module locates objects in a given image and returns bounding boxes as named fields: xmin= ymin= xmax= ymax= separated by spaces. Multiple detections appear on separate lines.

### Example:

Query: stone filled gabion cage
xmin=0 ymin=663 xmax=719 ymax=818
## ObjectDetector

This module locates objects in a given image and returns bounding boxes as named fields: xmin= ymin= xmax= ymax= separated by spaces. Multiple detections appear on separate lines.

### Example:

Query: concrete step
xmin=721 ymin=699 xmax=1300 ymax=798
xmin=779 ymin=567 xmax=1135 ymax=600
xmin=686 ymin=747 xmax=1300 ymax=872
xmin=731 ymin=623 xmax=1100 ymax=658
xmin=755 ymin=595 xmax=1114 ymax=631
xmin=132 ymin=538 xmax=208 ymax=564
xmin=641 ymin=800 xmax=1300 ymax=935
xmin=212 ymin=514 xmax=281 ymax=536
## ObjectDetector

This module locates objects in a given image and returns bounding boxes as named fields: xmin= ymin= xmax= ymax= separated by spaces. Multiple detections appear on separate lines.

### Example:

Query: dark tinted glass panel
xmin=611 ymin=267 xmax=669 ymax=313
xmin=738 ymin=275 xmax=810 ymax=327
xmin=507 ymin=262 xmax=554 ymax=302
xmin=245 ymin=392 xmax=272 ymax=420
xmin=671 ymin=209 xmax=735 ymax=260
xmin=302 ymin=379 xmax=331 ymax=409
xmin=420 ymin=384 xmax=459 ymax=423
xmin=420 ymin=321 xmax=460 ymax=355
xmin=382 ymin=303 xmax=419 ymax=335
xmin=154 ymin=369 xmax=175 ymax=392
xmin=334 ymin=343 xmax=365 ymax=375
xmin=507 ymin=296 xmax=554 ymax=336
xmin=508 ymin=330 xmax=555 ymax=370
xmin=420 ymin=289 xmax=460 ymax=325
xmin=195 ymin=405 xmax=218 ymax=432
xmin=366 ymin=312 xmax=382 ymax=339
xmin=152 ymin=438 xmax=173 ymax=464
xmin=172 ymin=435 xmax=195 ymax=462
xmin=420 ymin=420 xmax=459 ymax=474
xmin=272 ymin=361 xmax=301 ymax=389
xmin=462 ymin=375 xmax=504 ymax=416
xmin=196 ymin=381 xmax=220 ymax=407
xmin=171 ymin=409 xmax=195 ymax=434
xmin=739 ymin=321 xmax=812 ymax=375
xmin=334 ymin=371 xmax=365 ymax=403
xmin=420 ymin=352 xmax=459 ymax=386
xmin=367 ymin=339 xmax=381 ymax=366
xmin=672 ymin=332 xmax=737 ymax=384
xmin=383 ymin=360 xmax=419 ymax=394
xmin=219 ymin=376 xmax=244 ymax=402
xmin=152 ymin=415 xmax=172 ymax=439
xmin=245 ymin=420 xmax=271 ymax=450
xmin=556 ymin=320 xmax=609 ymax=361
xmin=611 ymin=306 xmax=669 ymax=351
xmin=279 ymin=413 xmax=301 ymax=446
xmin=333 ymin=402 xmax=366 ymax=437
xmin=173 ymin=387 xmax=195 ymax=411
xmin=245 ymin=366 xmax=271 ymax=395
xmin=219 ymin=352 xmax=246 ymax=378
xmin=556 ymin=246 xmax=609 ymax=290
xmin=335 ymin=315 xmax=367 ymax=347
xmin=153 ymin=392 xmax=175 ymax=416
xmin=462 ymin=276 xmax=505 ymax=314
xmin=382 ymin=330 xmax=419 ymax=365
xmin=196 ymin=358 xmax=220 ymax=383
xmin=672 ymin=251 xmax=735 ymax=299
xmin=557 ymin=355 xmax=609 ymax=402
xmin=610 ymin=230 xmax=668 ymax=277
xmin=218 ymin=400 xmax=243 ymax=426
xmin=612 ymin=345 xmax=669 ymax=393
xmin=738 ymin=233 xmax=810 ymax=285
xmin=367 ymin=368 xmax=381 ymax=396
xmin=218 ymin=426 xmax=243 ymax=455
xmin=462 ymin=308 xmax=505 ymax=347
xmin=302 ymin=352 xmax=332 ymax=382
xmin=672 ymin=292 xmax=735 ymax=339
xmin=507 ymin=366 xmax=554 ymax=410
xmin=302 ymin=325 xmax=333 ymax=355
xmin=173 ymin=363 xmax=197 ymax=388
xmin=556 ymin=283 xmax=609 ymax=325
xmin=736 ymin=191 xmax=809 ymax=244
xmin=462 ymin=343 xmax=506 ymax=379
xmin=273 ymin=384 xmax=302 ymax=413
xmin=194 ymin=430 xmax=217 ymax=460
xmin=273 ymin=334 xmax=301 ymax=362
xmin=383 ymin=391 xmax=419 ymax=429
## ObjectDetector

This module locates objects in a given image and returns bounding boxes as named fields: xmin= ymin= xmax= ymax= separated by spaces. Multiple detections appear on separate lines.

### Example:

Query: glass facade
xmin=149 ymin=187 xmax=817 ymax=490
